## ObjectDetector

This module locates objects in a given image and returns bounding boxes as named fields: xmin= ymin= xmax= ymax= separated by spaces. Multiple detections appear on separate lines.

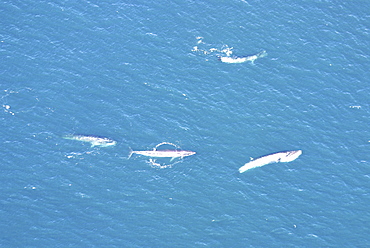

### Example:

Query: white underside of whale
xmin=239 ymin=150 xmax=302 ymax=173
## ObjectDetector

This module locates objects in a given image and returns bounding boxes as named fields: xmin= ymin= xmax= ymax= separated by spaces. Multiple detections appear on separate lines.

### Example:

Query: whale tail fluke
xmin=62 ymin=135 xmax=74 ymax=140
xmin=250 ymin=50 xmax=267 ymax=64
xmin=128 ymin=147 xmax=134 ymax=159
xmin=256 ymin=50 xmax=267 ymax=59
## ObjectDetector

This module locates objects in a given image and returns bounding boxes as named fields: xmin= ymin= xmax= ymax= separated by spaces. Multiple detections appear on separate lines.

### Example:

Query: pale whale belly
xmin=239 ymin=150 xmax=302 ymax=173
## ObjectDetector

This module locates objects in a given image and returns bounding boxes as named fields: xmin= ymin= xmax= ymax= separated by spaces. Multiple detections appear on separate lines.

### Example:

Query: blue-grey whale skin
xmin=63 ymin=134 xmax=117 ymax=147
xmin=239 ymin=150 xmax=302 ymax=173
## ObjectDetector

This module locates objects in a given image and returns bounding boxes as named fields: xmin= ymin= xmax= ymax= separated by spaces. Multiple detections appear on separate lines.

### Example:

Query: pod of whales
xmin=63 ymin=136 xmax=302 ymax=173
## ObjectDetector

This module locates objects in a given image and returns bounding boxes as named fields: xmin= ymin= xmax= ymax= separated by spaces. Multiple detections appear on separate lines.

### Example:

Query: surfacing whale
xmin=63 ymin=134 xmax=117 ymax=147
xmin=239 ymin=150 xmax=302 ymax=173
xmin=220 ymin=50 xmax=267 ymax=64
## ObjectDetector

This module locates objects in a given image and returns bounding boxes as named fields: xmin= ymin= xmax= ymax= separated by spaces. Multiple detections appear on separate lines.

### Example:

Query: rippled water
xmin=1 ymin=1 xmax=370 ymax=247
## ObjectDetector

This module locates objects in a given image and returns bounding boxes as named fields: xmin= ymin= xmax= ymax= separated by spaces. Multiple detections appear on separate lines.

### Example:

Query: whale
xmin=239 ymin=150 xmax=302 ymax=173
xmin=128 ymin=148 xmax=196 ymax=160
xmin=63 ymin=134 xmax=117 ymax=147
xmin=220 ymin=50 xmax=267 ymax=64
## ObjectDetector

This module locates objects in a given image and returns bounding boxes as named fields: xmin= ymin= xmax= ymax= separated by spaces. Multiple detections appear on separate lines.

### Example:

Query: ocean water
xmin=1 ymin=0 xmax=370 ymax=247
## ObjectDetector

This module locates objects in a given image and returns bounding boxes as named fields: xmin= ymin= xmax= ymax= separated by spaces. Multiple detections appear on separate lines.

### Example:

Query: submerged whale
xmin=239 ymin=150 xmax=302 ymax=173
xmin=63 ymin=134 xmax=117 ymax=147
xmin=220 ymin=50 xmax=267 ymax=64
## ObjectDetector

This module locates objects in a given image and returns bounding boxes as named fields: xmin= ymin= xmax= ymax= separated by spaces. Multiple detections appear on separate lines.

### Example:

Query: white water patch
xmin=191 ymin=37 xmax=233 ymax=59
xmin=2 ymin=104 xmax=14 ymax=115
xmin=146 ymin=157 xmax=184 ymax=169
xmin=64 ymin=150 xmax=100 ymax=159
xmin=349 ymin=105 xmax=361 ymax=109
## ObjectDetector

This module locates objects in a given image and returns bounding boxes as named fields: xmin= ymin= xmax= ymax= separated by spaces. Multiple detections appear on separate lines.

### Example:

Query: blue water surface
xmin=1 ymin=0 xmax=370 ymax=247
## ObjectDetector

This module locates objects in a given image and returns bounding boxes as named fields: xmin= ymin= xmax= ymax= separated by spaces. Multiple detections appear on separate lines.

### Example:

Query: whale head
xmin=279 ymin=150 xmax=302 ymax=162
